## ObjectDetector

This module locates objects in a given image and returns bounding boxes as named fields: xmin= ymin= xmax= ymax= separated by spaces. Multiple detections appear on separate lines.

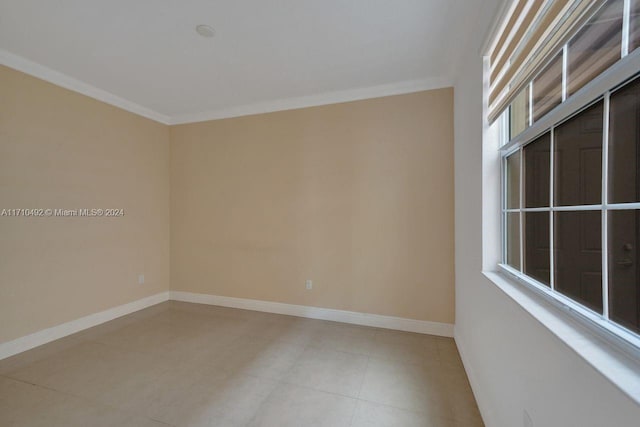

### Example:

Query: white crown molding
xmin=168 ymin=76 xmax=454 ymax=125
xmin=1 ymin=49 xmax=452 ymax=125
xmin=0 ymin=291 xmax=169 ymax=360
xmin=0 ymin=49 xmax=171 ymax=124
xmin=170 ymin=291 xmax=454 ymax=337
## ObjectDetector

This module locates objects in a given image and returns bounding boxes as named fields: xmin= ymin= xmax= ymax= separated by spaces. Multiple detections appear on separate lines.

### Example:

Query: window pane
xmin=506 ymin=212 xmax=521 ymax=270
xmin=532 ymin=52 xmax=562 ymax=122
xmin=554 ymin=211 xmax=602 ymax=313
xmin=524 ymin=212 xmax=550 ymax=286
xmin=567 ymin=0 xmax=623 ymax=96
xmin=631 ymin=0 xmax=640 ymax=52
xmin=523 ymin=132 xmax=550 ymax=208
xmin=510 ymin=88 xmax=529 ymax=138
xmin=608 ymin=210 xmax=640 ymax=334
xmin=506 ymin=151 xmax=521 ymax=209
xmin=554 ymin=101 xmax=603 ymax=206
xmin=609 ymin=77 xmax=640 ymax=204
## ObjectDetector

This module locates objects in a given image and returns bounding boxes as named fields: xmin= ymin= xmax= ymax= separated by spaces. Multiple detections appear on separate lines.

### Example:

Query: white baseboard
xmin=0 ymin=290 xmax=453 ymax=361
xmin=0 ymin=291 xmax=170 ymax=360
xmin=170 ymin=291 xmax=454 ymax=337
xmin=454 ymin=329 xmax=494 ymax=427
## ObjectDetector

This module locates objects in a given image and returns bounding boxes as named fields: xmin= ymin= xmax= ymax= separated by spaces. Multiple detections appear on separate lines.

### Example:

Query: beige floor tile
xmin=247 ymin=383 xmax=357 ymax=427
xmin=87 ymin=318 xmax=200 ymax=355
xmin=0 ymin=334 xmax=86 ymax=375
xmin=150 ymin=372 xmax=278 ymax=426
xmin=219 ymin=337 xmax=307 ymax=380
xmin=436 ymin=338 xmax=465 ymax=369
xmin=91 ymin=364 xmax=204 ymax=417
xmin=0 ymin=376 xmax=167 ymax=427
xmin=204 ymin=335 xmax=300 ymax=377
xmin=358 ymin=358 xmax=451 ymax=417
xmin=283 ymin=347 xmax=369 ymax=397
xmin=351 ymin=400 xmax=450 ymax=427
xmin=71 ymin=312 xmax=148 ymax=342
xmin=0 ymin=304 xmax=483 ymax=427
xmin=142 ymin=309 xmax=226 ymax=332
xmin=429 ymin=415 xmax=485 ymax=427
xmin=306 ymin=323 xmax=378 ymax=356
xmin=371 ymin=330 xmax=441 ymax=366
xmin=0 ymin=376 xmax=56 ymax=426
xmin=441 ymin=388 xmax=484 ymax=425
xmin=243 ymin=318 xmax=325 ymax=347
xmin=5 ymin=341 xmax=148 ymax=393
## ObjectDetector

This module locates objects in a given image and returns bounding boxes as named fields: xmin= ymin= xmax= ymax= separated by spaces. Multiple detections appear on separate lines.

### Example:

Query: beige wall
xmin=170 ymin=89 xmax=455 ymax=323
xmin=0 ymin=67 xmax=453 ymax=346
xmin=0 ymin=66 xmax=170 ymax=343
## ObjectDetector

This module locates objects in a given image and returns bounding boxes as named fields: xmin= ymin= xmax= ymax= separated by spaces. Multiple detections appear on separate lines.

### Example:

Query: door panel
xmin=554 ymin=211 xmax=603 ymax=313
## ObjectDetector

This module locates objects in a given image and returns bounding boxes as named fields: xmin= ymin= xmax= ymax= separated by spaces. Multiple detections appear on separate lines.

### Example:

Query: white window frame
xmin=496 ymin=2 xmax=640 ymax=356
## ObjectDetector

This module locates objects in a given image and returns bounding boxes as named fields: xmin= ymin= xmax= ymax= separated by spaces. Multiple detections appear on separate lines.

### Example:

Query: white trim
xmin=622 ymin=0 xmax=631 ymax=58
xmin=0 ymin=290 xmax=453 ymax=361
xmin=602 ymin=91 xmax=611 ymax=320
xmin=528 ymin=81 xmax=533 ymax=127
xmin=500 ymin=49 xmax=640 ymax=153
xmin=480 ymin=0 xmax=520 ymax=56
xmin=0 ymin=292 xmax=170 ymax=360
xmin=607 ymin=202 xmax=640 ymax=210
xmin=170 ymin=291 xmax=454 ymax=337
xmin=508 ymin=203 xmax=640 ymax=211
xmin=498 ymin=263 xmax=640 ymax=355
xmin=167 ymin=76 xmax=453 ymax=124
xmin=0 ymin=49 xmax=171 ymax=125
xmin=549 ymin=124 xmax=556 ymax=291
xmin=454 ymin=329 xmax=496 ymax=427
xmin=0 ymin=49 xmax=452 ymax=126
xmin=519 ymin=147 xmax=524 ymax=272
xmin=484 ymin=270 xmax=640 ymax=405
xmin=562 ymin=44 xmax=568 ymax=101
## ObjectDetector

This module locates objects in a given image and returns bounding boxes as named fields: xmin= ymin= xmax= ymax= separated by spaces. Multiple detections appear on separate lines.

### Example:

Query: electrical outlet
xmin=138 ymin=274 xmax=145 ymax=285
xmin=305 ymin=279 xmax=312 ymax=290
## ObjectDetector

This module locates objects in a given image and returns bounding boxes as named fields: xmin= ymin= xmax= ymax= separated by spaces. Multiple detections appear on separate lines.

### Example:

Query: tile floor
xmin=0 ymin=301 xmax=483 ymax=426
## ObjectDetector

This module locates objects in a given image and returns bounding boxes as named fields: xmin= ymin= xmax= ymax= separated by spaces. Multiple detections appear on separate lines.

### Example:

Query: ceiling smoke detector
xmin=195 ymin=25 xmax=215 ymax=38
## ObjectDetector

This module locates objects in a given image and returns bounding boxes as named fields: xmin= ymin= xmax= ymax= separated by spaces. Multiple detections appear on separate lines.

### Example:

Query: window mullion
xmin=623 ymin=0 xmax=631 ymax=58
xmin=528 ymin=81 xmax=533 ymax=127
xmin=562 ymin=44 xmax=568 ymax=101
xmin=549 ymin=124 xmax=555 ymax=291
xmin=502 ymin=158 xmax=507 ymax=264
xmin=602 ymin=91 xmax=611 ymax=320
xmin=519 ymin=146 xmax=524 ymax=272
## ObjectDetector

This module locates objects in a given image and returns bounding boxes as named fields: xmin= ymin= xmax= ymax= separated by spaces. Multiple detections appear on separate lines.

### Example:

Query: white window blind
xmin=488 ymin=0 xmax=609 ymax=124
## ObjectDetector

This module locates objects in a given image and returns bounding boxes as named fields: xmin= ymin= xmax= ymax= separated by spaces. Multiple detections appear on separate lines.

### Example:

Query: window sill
xmin=482 ymin=270 xmax=640 ymax=405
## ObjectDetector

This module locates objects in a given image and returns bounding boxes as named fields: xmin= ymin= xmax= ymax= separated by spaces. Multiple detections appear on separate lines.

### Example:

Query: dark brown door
xmin=608 ymin=210 xmax=640 ymax=332
xmin=523 ymin=134 xmax=551 ymax=285
xmin=553 ymin=102 xmax=604 ymax=313
xmin=608 ymin=78 xmax=640 ymax=333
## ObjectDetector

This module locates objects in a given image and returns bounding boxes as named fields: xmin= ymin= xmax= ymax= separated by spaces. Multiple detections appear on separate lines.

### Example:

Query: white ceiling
xmin=0 ymin=0 xmax=494 ymax=124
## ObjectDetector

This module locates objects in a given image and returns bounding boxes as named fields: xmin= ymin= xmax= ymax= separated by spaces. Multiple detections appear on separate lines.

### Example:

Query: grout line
xmin=356 ymin=356 xmax=371 ymax=400
xmin=268 ymin=379 xmax=361 ymax=401
xmin=2 ymin=373 xmax=181 ymax=426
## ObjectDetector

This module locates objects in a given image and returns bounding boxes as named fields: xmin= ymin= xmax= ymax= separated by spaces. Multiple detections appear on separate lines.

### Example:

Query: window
xmin=498 ymin=1 xmax=640 ymax=345
xmin=532 ymin=52 xmax=563 ymax=122
xmin=567 ymin=0 xmax=624 ymax=96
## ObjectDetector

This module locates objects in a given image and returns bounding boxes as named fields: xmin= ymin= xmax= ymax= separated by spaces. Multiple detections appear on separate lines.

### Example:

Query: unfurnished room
xmin=1 ymin=1 xmax=640 ymax=426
